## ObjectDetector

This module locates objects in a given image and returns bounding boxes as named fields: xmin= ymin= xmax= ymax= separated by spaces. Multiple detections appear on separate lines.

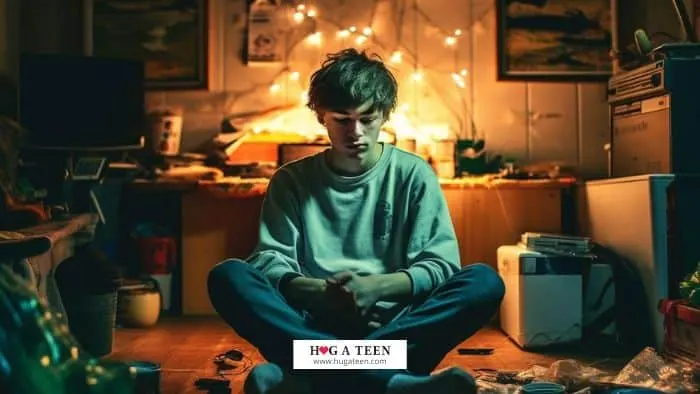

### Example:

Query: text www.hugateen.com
xmin=312 ymin=358 xmax=388 ymax=368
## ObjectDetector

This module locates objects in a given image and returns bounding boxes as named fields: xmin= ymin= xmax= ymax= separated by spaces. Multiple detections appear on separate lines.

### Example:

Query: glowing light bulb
xmin=293 ymin=11 xmax=305 ymax=23
xmin=269 ymin=83 xmax=281 ymax=94
xmin=451 ymin=73 xmax=466 ymax=88
xmin=355 ymin=35 xmax=367 ymax=45
xmin=348 ymin=26 xmax=357 ymax=33
xmin=296 ymin=4 xmax=306 ymax=11
xmin=289 ymin=71 xmax=300 ymax=81
xmin=445 ymin=36 xmax=457 ymax=46
xmin=307 ymin=8 xmax=317 ymax=18
xmin=306 ymin=32 xmax=322 ymax=45
xmin=411 ymin=71 xmax=423 ymax=82
xmin=454 ymin=29 xmax=462 ymax=36
xmin=390 ymin=51 xmax=402 ymax=64
xmin=337 ymin=29 xmax=350 ymax=39
xmin=362 ymin=27 xmax=373 ymax=36
xmin=460 ymin=68 xmax=468 ymax=76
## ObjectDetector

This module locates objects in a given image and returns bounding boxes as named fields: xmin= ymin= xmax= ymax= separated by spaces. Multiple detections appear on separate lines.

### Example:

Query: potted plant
xmin=456 ymin=120 xmax=487 ymax=176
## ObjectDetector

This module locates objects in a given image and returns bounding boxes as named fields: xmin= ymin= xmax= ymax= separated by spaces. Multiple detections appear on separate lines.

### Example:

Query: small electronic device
xmin=194 ymin=377 xmax=230 ymax=390
xmin=457 ymin=347 xmax=494 ymax=355
xmin=520 ymin=232 xmax=592 ymax=254
xmin=71 ymin=157 xmax=107 ymax=180
xmin=497 ymin=244 xmax=584 ymax=348
xmin=214 ymin=349 xmax=243 ymax=364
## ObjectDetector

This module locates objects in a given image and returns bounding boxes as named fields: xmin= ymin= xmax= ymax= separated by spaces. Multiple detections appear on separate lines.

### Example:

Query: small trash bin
xmin=56 ymin=244 xmax=121 ymax=358
xmin=62 ymin=291 xmax=118 ymax=357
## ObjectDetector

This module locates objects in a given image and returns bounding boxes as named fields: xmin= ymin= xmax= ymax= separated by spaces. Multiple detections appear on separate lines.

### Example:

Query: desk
xmin=0 ymin=214 xmax=98 ymax=318
xmin=123 ymin=177 xmax=575 ymax=315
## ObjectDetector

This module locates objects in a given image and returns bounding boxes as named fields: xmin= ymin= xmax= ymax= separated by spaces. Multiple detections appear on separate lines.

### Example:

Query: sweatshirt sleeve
xmin=399 ymin=162 xmax=461 ymax=298
xmin=246 ymin=169 xmax=304 ymax=290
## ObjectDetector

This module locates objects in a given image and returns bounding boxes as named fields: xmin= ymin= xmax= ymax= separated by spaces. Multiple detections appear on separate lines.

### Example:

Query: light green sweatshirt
xmin=247 ymin=143 xmax=461 ymax=301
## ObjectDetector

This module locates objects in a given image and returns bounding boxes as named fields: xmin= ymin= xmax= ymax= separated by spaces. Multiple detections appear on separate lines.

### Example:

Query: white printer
xmin=497 ymin=244 xmax=585 ymax=349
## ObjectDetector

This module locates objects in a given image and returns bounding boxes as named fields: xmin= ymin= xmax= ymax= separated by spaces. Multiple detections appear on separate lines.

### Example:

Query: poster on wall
xmin=496 ymin=0 xmax=613 ymax=82
xmin=246 ymin=0 xmax=286 ymax=66
xmin=88 ymin=0 xmax=209 ymax=90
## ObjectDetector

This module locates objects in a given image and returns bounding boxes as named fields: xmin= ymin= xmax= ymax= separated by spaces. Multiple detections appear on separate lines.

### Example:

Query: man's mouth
xmin=345 ymin=142 xmax=368 ymax=150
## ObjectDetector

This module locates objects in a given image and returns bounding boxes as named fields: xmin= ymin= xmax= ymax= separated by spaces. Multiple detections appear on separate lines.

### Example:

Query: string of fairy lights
xmin=285 ymin=1 xmax=475 ymax=85
xmin=226 ymin=0 xmax=494 ymax=138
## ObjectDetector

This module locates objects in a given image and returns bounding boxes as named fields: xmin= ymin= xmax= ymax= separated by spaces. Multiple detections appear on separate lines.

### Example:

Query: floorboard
xmin=107 ymin=317 xmax=628 ymax=394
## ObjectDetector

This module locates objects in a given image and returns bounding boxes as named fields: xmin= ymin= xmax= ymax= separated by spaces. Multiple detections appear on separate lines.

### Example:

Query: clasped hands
xmin=323 ymin=271 xmax=384 ymax=329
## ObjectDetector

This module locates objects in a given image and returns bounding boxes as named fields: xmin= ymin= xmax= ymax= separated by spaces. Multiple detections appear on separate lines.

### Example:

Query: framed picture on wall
xmin=86 ymin=0 xmax=209 ymax=90
xmin=496 ymin=0 xmax=613 ymax=81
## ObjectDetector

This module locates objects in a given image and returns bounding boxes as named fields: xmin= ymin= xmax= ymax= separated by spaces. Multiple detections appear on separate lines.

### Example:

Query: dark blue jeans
xmin=207 ymin=260 xmax=504 ymax=393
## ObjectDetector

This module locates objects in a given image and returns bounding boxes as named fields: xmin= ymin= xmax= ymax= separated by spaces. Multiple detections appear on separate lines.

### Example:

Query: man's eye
xmin=361 ymin=117 xmax=377 ymax=124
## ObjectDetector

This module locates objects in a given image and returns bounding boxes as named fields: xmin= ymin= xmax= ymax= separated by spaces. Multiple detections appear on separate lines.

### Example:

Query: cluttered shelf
xmin=129 ymin=174 xmax=577 ymax=197
xmin=0 ymin=213 xmax=99 ymax=319
xmin=0 ymin=213 xmax=96 ymax=252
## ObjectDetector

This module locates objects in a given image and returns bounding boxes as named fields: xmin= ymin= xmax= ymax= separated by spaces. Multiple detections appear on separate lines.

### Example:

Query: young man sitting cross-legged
xmin=207 ymin=48 xmax=505 ymax=394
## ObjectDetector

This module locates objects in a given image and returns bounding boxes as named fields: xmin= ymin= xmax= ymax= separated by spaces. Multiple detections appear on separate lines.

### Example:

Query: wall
xmin=20 ymin=0 xmax=85 ymax=57
xmin=617 ymin=0 xmax=695 ymax=49
xmin=17 ymin=0 xmax=696 ymax=179
xmin=0 ymin=0 xmax=9 ymax=74
xmin=153 ymin=0 xmax=613 ymax=178
xmin=0 ymin=0 xmax=19 ymax=79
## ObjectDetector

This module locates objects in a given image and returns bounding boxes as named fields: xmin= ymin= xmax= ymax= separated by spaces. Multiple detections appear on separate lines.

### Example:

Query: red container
xmin=136 ymin=236 xmax=176 ymax=275
xmin=658 ymin=299 xmax=700 ymax=367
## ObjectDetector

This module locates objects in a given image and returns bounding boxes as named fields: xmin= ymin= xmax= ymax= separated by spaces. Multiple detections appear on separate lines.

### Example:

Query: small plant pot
xmin=456 ymin=139 xmax=487 ymax=176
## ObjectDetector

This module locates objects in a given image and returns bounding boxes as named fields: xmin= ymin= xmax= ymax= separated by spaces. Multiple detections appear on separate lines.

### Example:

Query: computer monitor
xmin=18 ymin=53 xmax=146 ymax=152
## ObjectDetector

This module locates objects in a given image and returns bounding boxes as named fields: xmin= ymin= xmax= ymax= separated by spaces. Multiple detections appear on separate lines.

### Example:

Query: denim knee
xmin=459 ymin=263 xmax=505 ymax=304
xmin=207 ymin=258 xmax=252 ymax=298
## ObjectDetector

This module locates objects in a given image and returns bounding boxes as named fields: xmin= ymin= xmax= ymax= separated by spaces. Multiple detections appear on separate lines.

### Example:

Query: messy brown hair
xmin=307 ymin=48 xmax=398 ymax=117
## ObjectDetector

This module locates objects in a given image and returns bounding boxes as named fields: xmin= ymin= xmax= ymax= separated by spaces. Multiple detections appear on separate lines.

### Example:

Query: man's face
xmin=320 ymin=101 xmax=385 ymax=160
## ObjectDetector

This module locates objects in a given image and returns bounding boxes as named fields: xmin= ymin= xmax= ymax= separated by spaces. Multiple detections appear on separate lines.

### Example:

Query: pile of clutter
xmin=679 ymin=263 xmax=700 ymax=306
xmin=475 ymin=347 xmax=699 ymax=393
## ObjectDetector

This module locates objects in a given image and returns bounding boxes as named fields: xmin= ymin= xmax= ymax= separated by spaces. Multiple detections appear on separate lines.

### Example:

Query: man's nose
xmin=348 ymin=120 xmax=364 ymax=136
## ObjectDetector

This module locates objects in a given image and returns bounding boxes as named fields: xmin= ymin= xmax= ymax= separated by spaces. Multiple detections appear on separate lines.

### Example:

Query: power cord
xmin=160 ymin=349 xmax=254 ymax=394
xmin=213 ymin=348 xmax=254 ymax=376
xmin=650 ymin=31 xmax=679 ymax=42
xmin=158 ymin=349 xmax=254 ymax=376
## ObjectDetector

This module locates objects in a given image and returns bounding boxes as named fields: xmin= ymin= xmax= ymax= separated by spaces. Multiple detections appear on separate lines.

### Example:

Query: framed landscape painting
xmin=496 ymin=0 xmax=613 ymax=81
xmin=88 ymin=0 xmax=209 ymax=90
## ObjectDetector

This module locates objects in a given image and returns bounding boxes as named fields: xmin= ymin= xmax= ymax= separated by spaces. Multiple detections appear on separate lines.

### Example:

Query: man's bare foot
xmin=243 ymin=363 xmax=311 ymax=394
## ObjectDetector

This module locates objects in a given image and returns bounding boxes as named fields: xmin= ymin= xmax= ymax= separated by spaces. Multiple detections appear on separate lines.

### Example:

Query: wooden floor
xmin=107 ymin=317 xmax=627 ymax=394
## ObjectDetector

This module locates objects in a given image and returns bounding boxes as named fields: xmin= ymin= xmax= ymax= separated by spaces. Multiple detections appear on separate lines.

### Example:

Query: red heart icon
xmin=319 ymin=346 xmax=329 ymax=355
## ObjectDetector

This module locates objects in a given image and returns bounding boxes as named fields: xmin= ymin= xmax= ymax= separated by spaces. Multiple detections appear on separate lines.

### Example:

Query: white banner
xmin=293 ymin=340 xmax=407 ymax=370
